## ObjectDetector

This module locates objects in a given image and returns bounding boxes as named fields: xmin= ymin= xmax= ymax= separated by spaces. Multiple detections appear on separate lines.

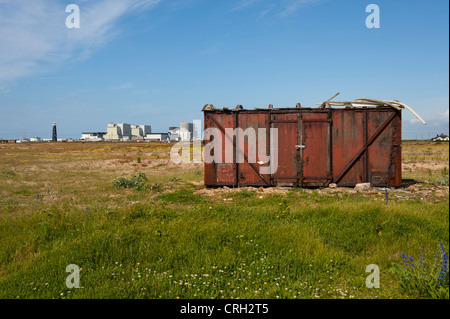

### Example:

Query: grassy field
xmin=0 ymin=141 xmax=448 ymax=299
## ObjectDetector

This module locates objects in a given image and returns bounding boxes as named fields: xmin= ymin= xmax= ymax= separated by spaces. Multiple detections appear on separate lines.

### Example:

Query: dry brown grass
xmin=0 ymin=142 xmax=202 ymax=216
xmin=0 ymin=140 xmax=448 ymax=212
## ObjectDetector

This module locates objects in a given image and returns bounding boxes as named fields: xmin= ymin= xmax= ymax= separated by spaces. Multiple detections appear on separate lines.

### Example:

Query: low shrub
xmin=113 ymin=173 xmax=148 ymax=191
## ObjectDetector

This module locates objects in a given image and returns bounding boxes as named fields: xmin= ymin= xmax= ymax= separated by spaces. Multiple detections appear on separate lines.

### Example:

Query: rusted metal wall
xmin=204 ymin=106 xmax=402 ymax=188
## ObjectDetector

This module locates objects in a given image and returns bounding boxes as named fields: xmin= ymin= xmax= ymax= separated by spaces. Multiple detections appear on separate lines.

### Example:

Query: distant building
xmin=105 ymin=123 xmax=151 ymax=141
xmin=145 ymin=133 xmax=169 ymax=142
xmin=131 ymin=125 xmax=152 ymax=140
xmin=105 ymin=123 xmax=131 ymax=141
xmin=180 ymin=121 xmax=194 ymax=142
xmin=81 ymin=132 xmax=106 ymax=142
xmin=168 ymin=127 xmax=180 ymax=142
xmin=432 ymin=133 xmax=449 ymax=142
xmin=105 ymin=124 xmax=120 ymax=140
xmin=30 ymin=137 xmax=41 ymax=143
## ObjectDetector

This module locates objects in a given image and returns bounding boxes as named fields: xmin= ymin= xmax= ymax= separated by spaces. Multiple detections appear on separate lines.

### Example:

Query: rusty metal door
xmin=204 ymin=111 xmax=272 ymax=187
xmin=271 ymin=113 xmax=301 ymax=187
xmin=332 ymin=109 xmax=401 ymax=187
xmin=204 ymin=112 xmax=237 ymax=187
xmin=299 ymin=111 xmax=332 ymax=187
xmin=262 ymin=111 xmax=332 ymax=187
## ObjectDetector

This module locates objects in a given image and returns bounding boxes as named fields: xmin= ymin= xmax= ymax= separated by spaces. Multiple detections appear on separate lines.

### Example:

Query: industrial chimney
xmin=52 ymin=122 xmax=57 ymax=142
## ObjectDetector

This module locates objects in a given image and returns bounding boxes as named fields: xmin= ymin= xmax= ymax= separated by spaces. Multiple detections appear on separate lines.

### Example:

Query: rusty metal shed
xmin=203 ymin=101 xmax=404 ymax=188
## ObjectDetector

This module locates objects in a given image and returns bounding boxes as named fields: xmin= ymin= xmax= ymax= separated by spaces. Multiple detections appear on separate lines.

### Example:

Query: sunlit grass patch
xmin=0 ymin=141 xmax=448 ymax=299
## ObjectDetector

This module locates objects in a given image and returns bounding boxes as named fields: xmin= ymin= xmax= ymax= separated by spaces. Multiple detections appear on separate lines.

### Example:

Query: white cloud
xmin=257 ymin=4 xmax=276 ymax=20
xmin=424 ymin=106 xmax=449 ymax=126
xmin=200 ymin=43 xmax=220 ymax=56
xmin=409 ymin=118 xmax=421 ymax=124
xmin=230 ymin=0 xmax=263 ymax=12
xmin=230 ymin=0 xmax=327 ymax=18
xmin=0 ymin=85 xmax=10 ymax=94
xmin=0 ymin=0 xmax=161 ymax=85
xmin=443 ymin=109 xmax=449 ymax=121
xmin=403 ymin=98 xmax=449 ymax=138
xmin=110 ymin=82 xmax=135 ymax=90
xmin=279 ymin=0 xmax=326 ymax=17
xmin=402 ymin=97 xmax=448 ymax=124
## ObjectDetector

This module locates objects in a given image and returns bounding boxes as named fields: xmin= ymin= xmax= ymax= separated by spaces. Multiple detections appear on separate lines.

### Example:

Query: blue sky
xmin=0 ymin=0 xmax=448 ymax=140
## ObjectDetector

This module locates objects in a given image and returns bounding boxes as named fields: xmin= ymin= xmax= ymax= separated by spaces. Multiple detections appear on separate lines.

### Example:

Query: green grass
xmin=390 ymin=244 xmax=449 ymax=299
xmin=0 ymin=141 xmax=448 ymax=299
xmin=0 ymin=192 xmax=448 ymax=299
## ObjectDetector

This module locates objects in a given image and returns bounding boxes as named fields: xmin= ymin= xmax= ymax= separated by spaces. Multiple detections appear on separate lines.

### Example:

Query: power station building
xmin=105 ymin=123 xmax=131 ymax=141
xmin=81 ymin=121 xmax=197 ymax=142
xmin=104 ymin=123 xmax=152 ymax=141
xmin=131 ymin=125 xmax=152 ymax=140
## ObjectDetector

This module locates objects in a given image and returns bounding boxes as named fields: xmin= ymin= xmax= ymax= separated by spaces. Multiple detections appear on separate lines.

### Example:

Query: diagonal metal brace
xmin=335 ymin=112 xmax=397 ymax=184
xmin=205 ymin=114 xmax=271 ymax=186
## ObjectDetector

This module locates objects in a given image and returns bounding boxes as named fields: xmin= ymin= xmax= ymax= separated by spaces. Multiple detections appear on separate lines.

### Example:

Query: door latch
xmin=296 ymin=145 xmax=306 ymax=150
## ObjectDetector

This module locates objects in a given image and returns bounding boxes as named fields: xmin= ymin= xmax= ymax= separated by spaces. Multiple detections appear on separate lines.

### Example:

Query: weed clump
xmin=113 ymin=173 xmax=163 ymax=192
xmin=391 ymin=243 xmax=449 ymax=299
xmin=2 ymin=170 xmax=16 ymax=177
xmin=238 ymin=189 xmax=256 ymax=199
xmin=113 ymin=173 xmax=148 ymax=191
xmin=437 ymin=167 xmax=449 ymax=186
